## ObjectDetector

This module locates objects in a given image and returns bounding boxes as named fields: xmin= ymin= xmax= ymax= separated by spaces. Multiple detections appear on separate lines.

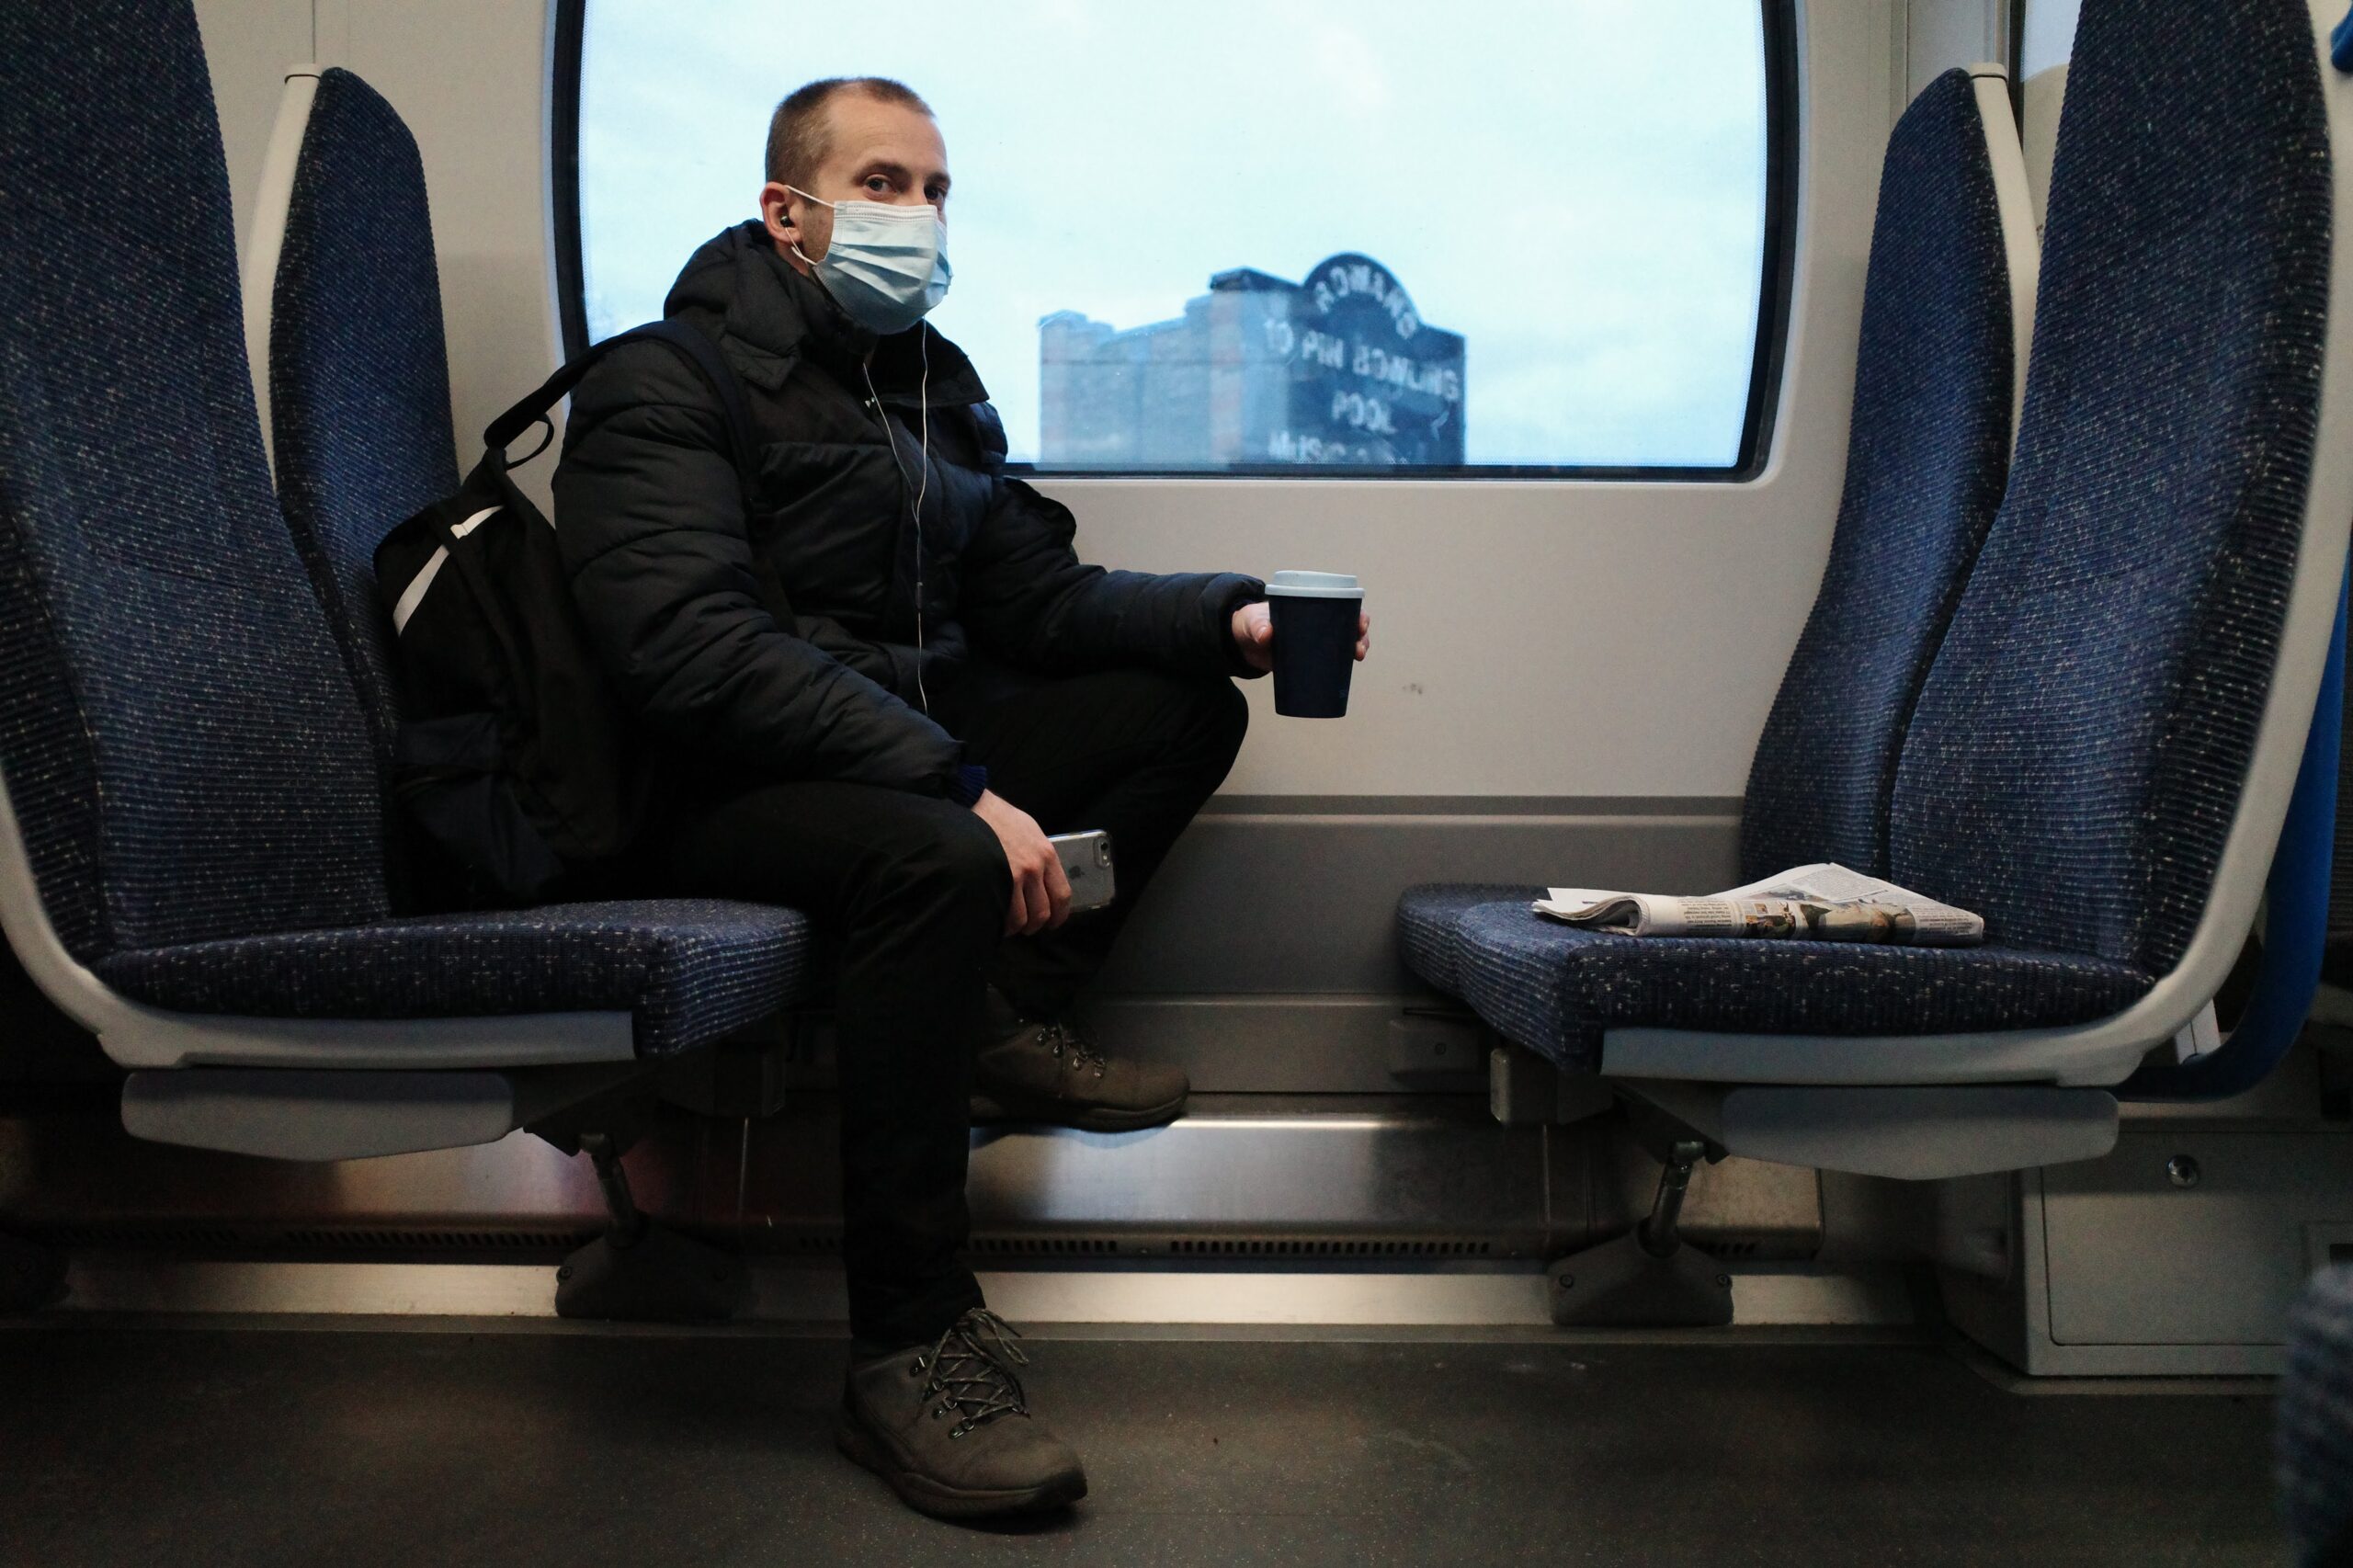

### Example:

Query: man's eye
xmin=865 ymin=177 xmax=891 ymax=193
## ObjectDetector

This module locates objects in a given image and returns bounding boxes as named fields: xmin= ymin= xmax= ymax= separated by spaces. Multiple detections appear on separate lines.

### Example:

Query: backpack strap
xmin=629 ymin=319 xmax=762 ymax=494
xmin=481 ymin=320 xmax=760 ymax=500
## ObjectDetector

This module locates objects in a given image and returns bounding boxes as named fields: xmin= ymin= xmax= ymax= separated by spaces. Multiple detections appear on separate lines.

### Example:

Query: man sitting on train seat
xmin=552 ymin=75 xmax=1371 ymax=1517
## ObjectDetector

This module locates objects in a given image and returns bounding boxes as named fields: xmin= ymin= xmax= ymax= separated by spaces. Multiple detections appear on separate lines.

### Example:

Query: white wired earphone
xmin=863 ymin=332 xmax=931 ymax=714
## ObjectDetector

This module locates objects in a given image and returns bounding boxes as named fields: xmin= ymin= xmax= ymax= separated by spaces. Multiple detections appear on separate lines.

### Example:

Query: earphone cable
xmin=863 ymin=350 xmax=931 ymax=715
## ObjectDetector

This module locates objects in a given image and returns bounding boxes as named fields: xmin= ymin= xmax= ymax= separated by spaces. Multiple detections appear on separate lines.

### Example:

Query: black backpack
xmin=374 ymin=319 xmax=758 ymax=906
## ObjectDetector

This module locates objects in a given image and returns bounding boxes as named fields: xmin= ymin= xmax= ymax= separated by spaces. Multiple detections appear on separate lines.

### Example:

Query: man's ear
xmin=758 ymin=180 xmax=798 ymax=251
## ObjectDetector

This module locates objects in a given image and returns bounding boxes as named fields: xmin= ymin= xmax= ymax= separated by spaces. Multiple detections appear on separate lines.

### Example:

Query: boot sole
xmin=968 ymin=1089 xmax=1188 ymax=1133
xmin=835 ymin=1410 xmax=1088 ymax=1520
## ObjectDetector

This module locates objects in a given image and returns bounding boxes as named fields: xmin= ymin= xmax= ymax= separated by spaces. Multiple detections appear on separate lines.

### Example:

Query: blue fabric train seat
xmin=1398 ymin=64 xmax=2041 ymax=1063
xmin=88 ymin=899 xmax=811 ymax=1058
xmin=1399 ymin=0 xmax=2344 ymax=1086
xmin=0 ymin=0 xmax=812 ymax=1109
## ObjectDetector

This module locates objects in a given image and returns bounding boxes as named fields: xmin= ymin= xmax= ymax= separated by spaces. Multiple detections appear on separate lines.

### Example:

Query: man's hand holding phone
xmin=972 ymin=789 xmax=1071 ymax=936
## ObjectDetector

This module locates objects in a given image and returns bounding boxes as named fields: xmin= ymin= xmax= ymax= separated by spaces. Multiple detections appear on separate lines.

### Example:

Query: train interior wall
xmin=0 ymin=0 xmax=2346 ymax=1392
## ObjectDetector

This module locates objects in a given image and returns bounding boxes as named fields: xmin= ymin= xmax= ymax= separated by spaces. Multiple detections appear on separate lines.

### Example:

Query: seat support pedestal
xmin=552 ymin=1130 xmax=751 ymax=1323
xmin=1546 ymin=1135 xmax=1734 ymax=1327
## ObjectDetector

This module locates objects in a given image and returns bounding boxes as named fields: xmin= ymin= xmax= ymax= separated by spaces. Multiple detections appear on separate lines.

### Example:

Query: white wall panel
xmin=195 ymin=0 xmax=551 ymax=471
xmin=2018 ymin=0 xmax=2077 ymax=233
xmin=194 ymin=0 xmax=1893 ymax=804
xmin=192 ymin=0 xmax=312 ymax=256
xmin=338 ymin=1 xmax=563 ymax=474
xmin=2021 ymin=65 xmax=2066 ymax=234
xmin=1905 ymin=0 xmax=2006 ymax=102
xmin=2021 ymin=0 xmax=2081 ymax=77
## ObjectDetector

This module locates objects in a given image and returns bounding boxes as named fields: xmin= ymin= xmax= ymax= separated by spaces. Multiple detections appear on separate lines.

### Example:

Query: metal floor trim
xmin=49 ymin=1255 xmax=1918 ymax=1329
xmin=0 ymin=1311 xmax=1945 ymax=1349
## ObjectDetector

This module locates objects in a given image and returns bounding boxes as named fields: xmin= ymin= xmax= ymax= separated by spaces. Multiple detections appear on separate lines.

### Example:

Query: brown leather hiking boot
xmin=970 ymin=1017 xmax=1188 ymax=1131
xmin=836 ymin=1310 xmax=1087 ymax=1520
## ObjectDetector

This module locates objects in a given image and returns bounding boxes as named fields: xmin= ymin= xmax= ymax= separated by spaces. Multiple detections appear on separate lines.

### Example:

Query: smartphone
xmin=1047 ymin=829 xmax=1116 ymax=914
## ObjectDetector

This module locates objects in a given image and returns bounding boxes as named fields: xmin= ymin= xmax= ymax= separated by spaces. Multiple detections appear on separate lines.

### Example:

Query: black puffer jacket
xmin=553 ymin=221 xmax=1265 ymax=796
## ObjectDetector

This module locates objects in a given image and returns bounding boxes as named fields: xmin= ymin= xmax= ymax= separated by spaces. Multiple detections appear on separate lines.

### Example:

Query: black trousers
xmin=651 ymin=665 xmax=1249 ymax=1346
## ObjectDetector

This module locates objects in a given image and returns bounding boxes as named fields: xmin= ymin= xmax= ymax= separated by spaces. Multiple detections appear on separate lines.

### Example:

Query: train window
xmin=554 ymin=2 xmax=1794 ymax=478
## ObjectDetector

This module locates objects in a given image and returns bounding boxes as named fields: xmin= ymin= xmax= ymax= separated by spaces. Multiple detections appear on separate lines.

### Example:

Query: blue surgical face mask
xmin=787 ymin=187 xmax=950 ymax=336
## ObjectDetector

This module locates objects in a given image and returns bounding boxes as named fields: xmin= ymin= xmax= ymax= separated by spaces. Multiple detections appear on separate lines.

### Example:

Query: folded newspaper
xmin=1532 ymin=862 xmax=1984 ymax=947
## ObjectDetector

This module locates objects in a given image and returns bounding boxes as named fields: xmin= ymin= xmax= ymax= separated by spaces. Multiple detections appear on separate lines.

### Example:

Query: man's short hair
xmin=765 ymin=77 xmax=933 ymax=190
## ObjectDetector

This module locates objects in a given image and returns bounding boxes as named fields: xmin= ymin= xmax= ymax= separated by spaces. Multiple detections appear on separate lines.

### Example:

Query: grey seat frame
xmin=1965 ymin=62 xmax=2040 ymax=455
xmin=241 ymin=62 xmax=324 ymax=475
xmin=0 ymin=763 xmax=645 ymax=1159
xmin=0 ymin=771 xmax=634 ymax=1073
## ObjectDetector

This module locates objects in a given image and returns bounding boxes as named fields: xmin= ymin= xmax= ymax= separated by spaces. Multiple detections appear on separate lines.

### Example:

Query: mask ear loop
xmin=782 ymin=187 xmax=824 ymax=271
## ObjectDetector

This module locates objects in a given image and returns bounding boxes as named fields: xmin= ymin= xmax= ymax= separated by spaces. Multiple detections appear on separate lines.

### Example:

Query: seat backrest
xmin=265 ymin=66 xmax=460 ymax=777
xmin=1890 ymin=0 xmax=2334 ymax=971
xmin=2332 ymin=633 xmax=2353 ymax=937
xmin=0 ymin=0 xmax=391 ymax=961
xmin=1740 ymin=68 xmax=2034 ymax=881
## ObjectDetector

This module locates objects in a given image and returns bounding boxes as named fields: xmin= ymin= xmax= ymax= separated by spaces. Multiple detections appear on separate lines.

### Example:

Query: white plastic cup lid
xmin=1265 ymin=570 xmax=1362 ymax=598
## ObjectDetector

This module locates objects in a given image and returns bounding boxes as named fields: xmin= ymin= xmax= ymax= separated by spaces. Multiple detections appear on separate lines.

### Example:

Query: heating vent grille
xmin=277 ymin=1228 xmax=595 ymax=1253
xmin=1697 ymin=1238 xmax=1763 ymax=1259
xmin=1169 ymin=1237 xmax=1493 ymax=1258
xmin=756 ymin=1232 xmax=1504 ymax=1260
xmin=29 ymin=1224 xmax=596 ymax=1255
xmin=970 ymin=1235 xmax=1119 ymax=1256
xmin=27 ymin=1223 xmax=1514 ymax=1262
xmin=34 ymin=1224 xmax=252 ymax=1250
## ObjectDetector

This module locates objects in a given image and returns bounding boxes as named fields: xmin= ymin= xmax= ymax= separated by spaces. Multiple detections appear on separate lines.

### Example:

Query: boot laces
xmin=911 ymin=1309 xmax=1029 ymax=1437
xmin=1038 ymin=1020 xmax=1106 ymax=1077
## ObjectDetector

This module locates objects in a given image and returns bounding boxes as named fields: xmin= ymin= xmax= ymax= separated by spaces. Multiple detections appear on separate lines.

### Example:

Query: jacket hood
xmin=662 ymin=220 xmax=986 ymax=406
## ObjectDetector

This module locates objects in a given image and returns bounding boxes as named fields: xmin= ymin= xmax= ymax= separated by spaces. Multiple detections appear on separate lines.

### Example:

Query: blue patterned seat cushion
xmin=1397 ymin=882 xmax=1540 ymax=999
xmin=91 ymin=899 xmax=815 ymax=1056
xmin=2282 ymin=1266 xmax=2353 ymax=1567
xmin=1395 ymin=886 xmax=2152 ymax=1073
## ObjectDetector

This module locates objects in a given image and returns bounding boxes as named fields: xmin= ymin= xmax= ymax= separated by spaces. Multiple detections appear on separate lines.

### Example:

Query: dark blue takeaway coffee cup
xmin=1265 ymin=571 xmax=1362 ymax=719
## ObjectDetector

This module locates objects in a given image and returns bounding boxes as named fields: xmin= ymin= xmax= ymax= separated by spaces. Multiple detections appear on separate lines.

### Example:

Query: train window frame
xmin=548 ymin=1 xmax=1800 ymax=483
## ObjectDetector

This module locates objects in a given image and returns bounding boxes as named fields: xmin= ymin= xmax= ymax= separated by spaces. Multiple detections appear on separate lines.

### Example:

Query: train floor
xmin=2 ymin=1318 xmax=2284 ymax=1566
